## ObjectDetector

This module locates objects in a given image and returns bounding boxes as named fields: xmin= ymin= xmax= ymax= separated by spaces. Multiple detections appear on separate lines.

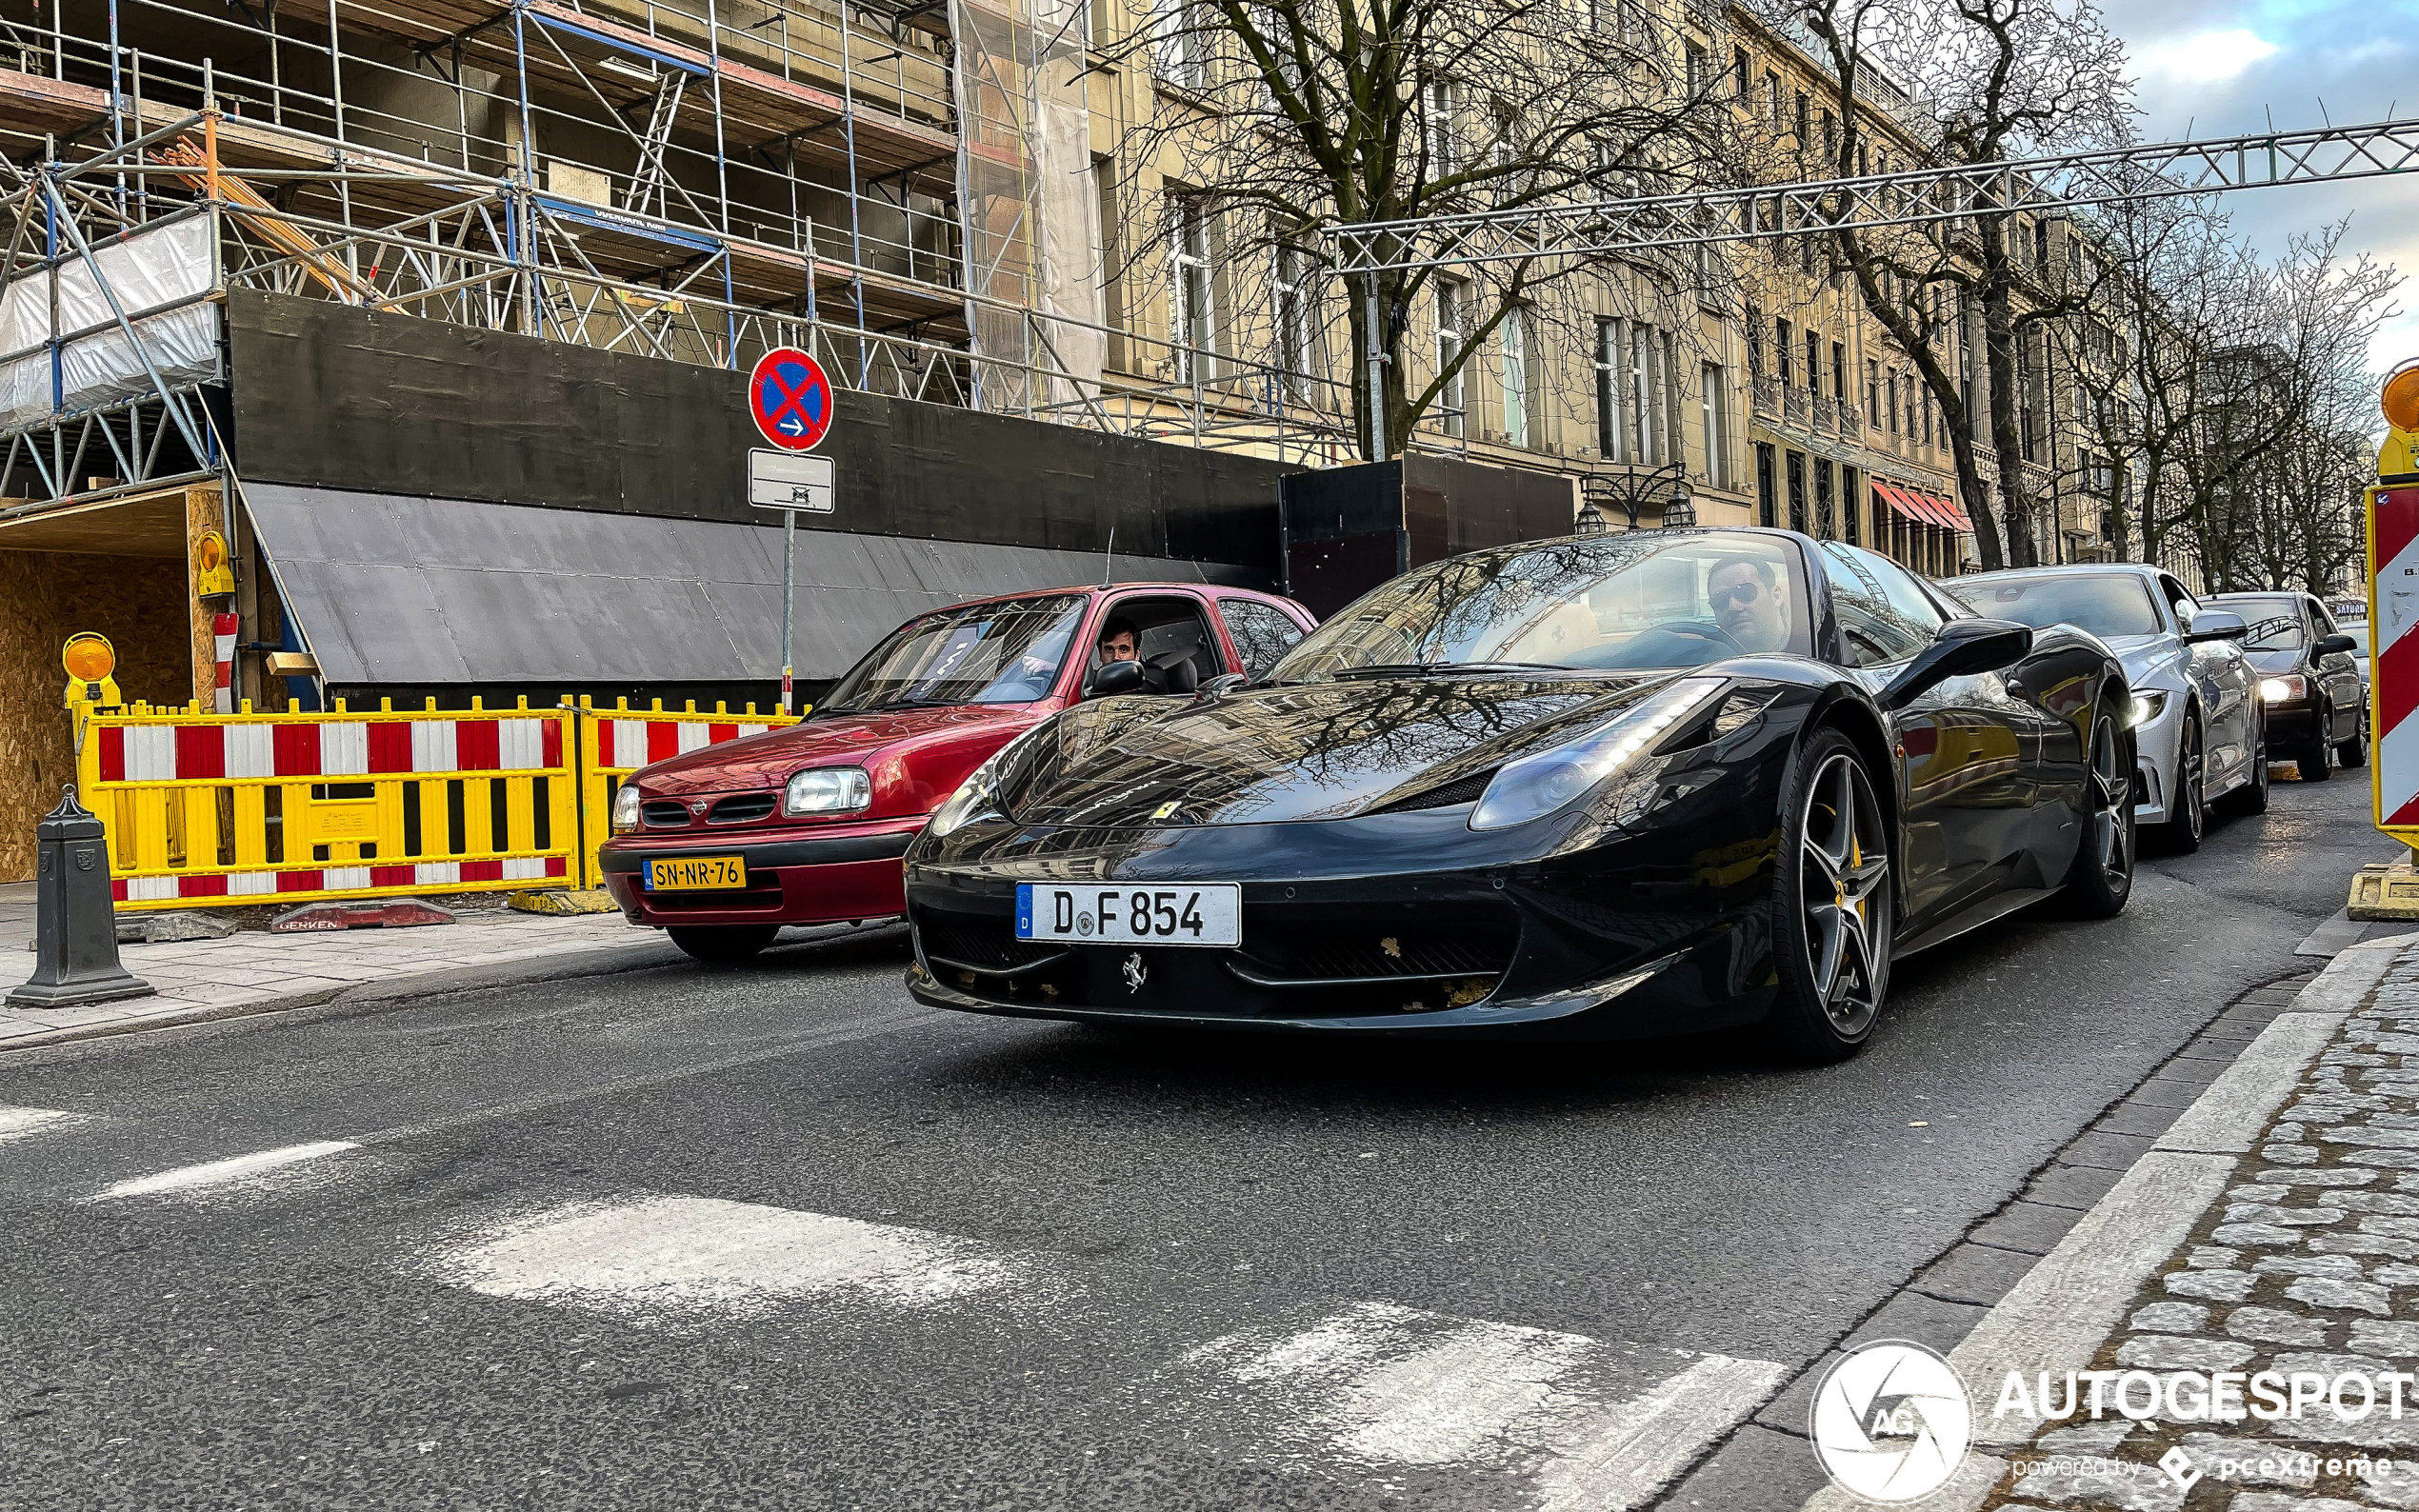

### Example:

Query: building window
xmin=1830 ymin=342 xmax=1846 ymax=408
xmin=1842 ymin=466 xmax=1860 ymax=544
xmin=1630 ymin=321 xmax=1661 ymax=465
xmin=1786 ymin=448 xmax=1808 ymax=533
xmin=1805 ymin=330 xmax=1821 ymax=394
xmin=1153 ymin=0 xmax=1208 ymax=90
xmin=1593 ymin=316 xmax=1620 ymax=459
xmin=1746 ymin=304 xmax=1765 ymax=377
xmin=1500 ymin=306 xmax=1529 ymax=448
xmin=1423 ymin=80 xmax=1456 ymax=175
xmin=1820 ymin=109 xmax=1836 ymax=161
xmin=1169 ymin=196 xmax=1213 ymax=381
xmin=1273 ymin=244 xmax=1316 ymax=401
xmin=1775 ymin=317 xmax=1792 ymax=387
xmin=1732 ymin=46 xmax=1749 ymax=100
xmin=1701 ymin=361 xmax=1726 ymax=487
xmin=1814 ymin=456 xmax=1834 ymax=539
xmin=1793 ymin=90 xmax=1809 ymax=146
xmin=1437 ymin=280 xmax=1465 ymax=439
xmin=1866 ymin=358 xmax=1881 ymax=427
xmin=1756 ymin=442 xmax=1776 ymax=527
xmin=1686 ymin=43 xmax=1709 ymax=96
xmin=1765 ymin=71 xmax=1781 ymax=125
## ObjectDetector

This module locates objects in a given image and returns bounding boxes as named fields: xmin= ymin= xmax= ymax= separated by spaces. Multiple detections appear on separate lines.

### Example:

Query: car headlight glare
xmin=610 ymin=783 xmax=644 ymax=833
xmin=2259 ymin=675 xmax=2306 ymax=705
xmin=2129 ymin=690 xmax=2168 ymax=727
xmin=783 ymin=766 xmax=871 ymax=817
xmin=1470 ymin=676 xmax=1729 ymax=832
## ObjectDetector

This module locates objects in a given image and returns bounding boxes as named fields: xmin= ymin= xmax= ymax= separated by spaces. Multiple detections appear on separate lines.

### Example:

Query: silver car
xmin=1945 ymin=565 xmax=2262 ymax=851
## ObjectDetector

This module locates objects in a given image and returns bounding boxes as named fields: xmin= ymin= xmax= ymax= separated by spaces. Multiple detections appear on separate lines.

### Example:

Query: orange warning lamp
xmin=62 ymin=631 xmax=122 ymax=735
xmin=193 ymin=530 xmax=235 ymax=597
xmin=2383 ymin=360 xmax=2419 ymax=479
xmin=62 ymin=633 xmax=114 ymax=684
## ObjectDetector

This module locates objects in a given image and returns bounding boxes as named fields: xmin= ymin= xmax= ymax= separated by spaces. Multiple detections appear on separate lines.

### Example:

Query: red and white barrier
xmin=603 ymin=716 xmax=772 ymax=770
xmin=93 ymin=715 xmax=565 ymax=784
xmin=2373 ymin=485 xmax=2419 ymax=826
xmin=211 ymin=612 xmax=236 ymax=714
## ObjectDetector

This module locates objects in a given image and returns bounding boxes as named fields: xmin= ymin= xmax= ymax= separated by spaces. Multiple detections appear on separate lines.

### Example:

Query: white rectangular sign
xmin=749 ymin=449 xmax=835 ymax=513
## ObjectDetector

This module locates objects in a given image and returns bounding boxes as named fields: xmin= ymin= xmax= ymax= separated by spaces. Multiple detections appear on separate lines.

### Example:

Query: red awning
xmin=1874 ymin=482 xmax=1928 ymax=527
xmin=1876 ymin=482 xmax=1970 ymax=533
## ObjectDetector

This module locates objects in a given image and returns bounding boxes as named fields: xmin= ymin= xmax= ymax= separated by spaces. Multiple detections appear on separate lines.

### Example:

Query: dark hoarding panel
xmin=225 ymin=290 xmax=1289 ymax=573
xmin=244 ymin=483 xmax=1265 ymax=686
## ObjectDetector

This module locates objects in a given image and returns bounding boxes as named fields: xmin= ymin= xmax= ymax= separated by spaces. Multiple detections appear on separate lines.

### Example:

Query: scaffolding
xmin=0 ymin=0 xmax=1358 ymax=507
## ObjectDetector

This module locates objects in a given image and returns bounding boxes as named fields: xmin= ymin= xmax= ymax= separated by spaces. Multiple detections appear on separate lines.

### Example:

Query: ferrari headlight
xmin=783 ymin=766 xmax=871 ymax=817
xmin=1470 ymin=676 xmax=1728 ymax=832
xmin=2129 ymin=690 xmax=2168 ymax=727
xmin=2259 ymin=675 xmax=2307 ymax=705
xmin=610 ymin=783 xmax=643 ymax=834
xmin=929 ymin=719 xmax=1057 ymax=839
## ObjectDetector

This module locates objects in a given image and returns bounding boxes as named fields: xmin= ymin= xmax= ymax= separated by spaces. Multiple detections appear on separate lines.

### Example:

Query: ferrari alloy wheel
xmin=2061 ymin=707 xmax=2134 ymax=918
xmin=2161 ymin=716 xmax=2205 ymax=854
xmin=668 ymin=924 xmax=780 ymax=964
xmin=1768 ymin=730 xmax=1892 ymax=1064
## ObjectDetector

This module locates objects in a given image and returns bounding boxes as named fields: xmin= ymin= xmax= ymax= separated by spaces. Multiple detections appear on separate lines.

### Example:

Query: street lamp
xmin=1581 ymin=463 xmax=1696 ymax=533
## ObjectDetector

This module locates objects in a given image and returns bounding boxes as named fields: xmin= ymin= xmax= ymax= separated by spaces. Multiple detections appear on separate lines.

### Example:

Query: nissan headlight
xmin=783 ymin=766 xmax=871 ymax=817
xmin=2129 ymin=690 xmax=2168 ymax=727
xmin=610 ymin=783 xmax=643 ymax=833
xmin=1470 ymin=677 xmax=1728 ymax=831
xmin=2259 ymin=675 xmax=2307 ymax=705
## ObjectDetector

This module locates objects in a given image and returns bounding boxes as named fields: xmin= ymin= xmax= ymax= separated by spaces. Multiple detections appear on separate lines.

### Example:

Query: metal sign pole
xmin=781 ymin=507 xmax=797 ymax=715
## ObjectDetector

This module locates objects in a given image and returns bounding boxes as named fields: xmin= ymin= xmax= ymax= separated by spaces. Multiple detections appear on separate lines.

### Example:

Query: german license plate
xmin=1015 ymin=884 xmax=1240 ymax=947
xmin=647 ymin=856 xmax=748 ymax=890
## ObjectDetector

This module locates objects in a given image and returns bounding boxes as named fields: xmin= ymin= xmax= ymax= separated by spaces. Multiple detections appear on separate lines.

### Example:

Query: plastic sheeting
xmin=0 ymin=214 xmax=218 ymax=430
xmin=950 ymin=0 xmax=1102 ymax=412
xmin=244 ymin=483 xmax=1264 ymax=686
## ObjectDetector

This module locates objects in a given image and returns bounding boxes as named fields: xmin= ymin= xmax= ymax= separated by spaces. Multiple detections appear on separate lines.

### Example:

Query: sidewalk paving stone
xmin=1986 ymin=943 xmax=2419 ymax=1509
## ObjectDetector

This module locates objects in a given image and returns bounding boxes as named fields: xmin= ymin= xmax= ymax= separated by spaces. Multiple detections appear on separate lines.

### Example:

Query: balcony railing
xmin=1751 ymin=374 xmax=1780 ymax=418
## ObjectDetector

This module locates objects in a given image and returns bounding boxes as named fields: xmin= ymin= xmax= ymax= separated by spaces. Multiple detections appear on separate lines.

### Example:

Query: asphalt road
xmin=0 ymin=771 xmax=2393 ymax=1511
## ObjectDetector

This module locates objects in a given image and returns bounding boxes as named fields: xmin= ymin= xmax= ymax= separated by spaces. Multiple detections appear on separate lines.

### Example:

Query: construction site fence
xmin=75 ymin=696 xmax=803 ymax=910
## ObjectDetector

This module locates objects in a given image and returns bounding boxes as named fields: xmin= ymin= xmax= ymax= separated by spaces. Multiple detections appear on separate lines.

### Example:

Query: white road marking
xmin=0 ymin=1106 xmax=82 ymax=1142
xmin=94 ymin=1141 xmax=359 ymax=1199
xmin=427 ymin=1195 xmax=1024 ymax=1320
xmin=1185 ymin=1301 xmax=1784 ymax=1511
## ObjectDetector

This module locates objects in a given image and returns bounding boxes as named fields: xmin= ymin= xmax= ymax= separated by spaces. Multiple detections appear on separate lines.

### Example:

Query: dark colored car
xmin=2207 ymin=591 xmax=2367 ymax=780
xmin=599 ymin=583 xmax=1317 ymax=962
xmin=902 ymin=528 xmax=2134 ymax=1062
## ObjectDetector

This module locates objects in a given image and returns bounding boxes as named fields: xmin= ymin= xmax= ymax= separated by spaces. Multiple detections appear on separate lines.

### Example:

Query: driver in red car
xmin=1097 ymin=617 xmax=1140 ymax=665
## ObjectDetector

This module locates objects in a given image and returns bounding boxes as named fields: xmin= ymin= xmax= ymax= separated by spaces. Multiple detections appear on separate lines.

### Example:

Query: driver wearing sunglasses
xmin=1708 ymin=556 xmax=1792 ymax=654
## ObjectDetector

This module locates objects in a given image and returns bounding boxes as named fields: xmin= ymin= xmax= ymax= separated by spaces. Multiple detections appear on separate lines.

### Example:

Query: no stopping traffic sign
xmin=749 ymin=347 xmax=833 ymax=451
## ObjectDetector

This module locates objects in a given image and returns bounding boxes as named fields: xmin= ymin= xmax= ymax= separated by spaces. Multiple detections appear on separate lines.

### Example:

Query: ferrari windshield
xmin=817 ymin=595 xmax=1086 ymax=714
xmin=1267 ymin=531 xmax=1811 ymax=681
xmin=2222 ymin=596 xmax=2307 ymax=651
xmin=1947 ymin=574 xmax=2162 ymax=639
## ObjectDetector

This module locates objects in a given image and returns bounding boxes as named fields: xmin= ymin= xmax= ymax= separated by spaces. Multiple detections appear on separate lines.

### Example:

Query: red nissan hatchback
xmin=599 ymin=582 xmax=1316 ymax=961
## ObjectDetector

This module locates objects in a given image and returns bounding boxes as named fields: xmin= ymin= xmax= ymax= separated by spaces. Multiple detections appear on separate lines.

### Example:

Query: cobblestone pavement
xmin=1993 ymin=943 xmax=2419 ymax=1510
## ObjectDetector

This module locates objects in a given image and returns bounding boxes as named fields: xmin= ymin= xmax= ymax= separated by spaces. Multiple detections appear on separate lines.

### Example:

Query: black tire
xmin=669 ymin=925 xmax=780 ymax=963
xmin=1763 ymin=728 xmax=1893 ymax=1065
xmin=2221 ymin=723 xmax=2269 ymax=817
xmin=2340 ymin=703 xmax=2370 ymax=768
xmin=2159 ymin=714 xmax=2206 ymax=854
xmin=2296 ymin=700 xmax=2332 ymax=782
xmin=2059 ymin=704 xmax=2134 ymax=918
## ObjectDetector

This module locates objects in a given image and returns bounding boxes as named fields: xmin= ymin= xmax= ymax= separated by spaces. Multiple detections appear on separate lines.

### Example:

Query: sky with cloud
xmin=2099 ymin=0 xmax=2416 ymax=375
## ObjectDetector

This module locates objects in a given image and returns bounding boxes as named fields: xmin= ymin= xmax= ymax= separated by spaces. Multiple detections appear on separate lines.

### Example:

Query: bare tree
xmin=1788 ymin=0 xmax=2132 ymax=568
xmin=1100 ymin=0 xmax=1747 ymax=457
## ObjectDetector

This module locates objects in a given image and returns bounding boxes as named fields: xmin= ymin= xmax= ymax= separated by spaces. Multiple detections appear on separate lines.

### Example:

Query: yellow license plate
xmin=647 ymin=856 xmax=749 ymax=890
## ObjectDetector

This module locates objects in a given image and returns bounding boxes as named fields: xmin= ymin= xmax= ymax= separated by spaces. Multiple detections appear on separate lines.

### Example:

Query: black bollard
xmin=8 ymin=786 xmax=151 ymax=1009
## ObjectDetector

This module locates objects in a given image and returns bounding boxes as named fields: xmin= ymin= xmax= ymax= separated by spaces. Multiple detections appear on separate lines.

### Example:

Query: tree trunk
xmin=1980 ymin=274 xmax=2039 ymax=567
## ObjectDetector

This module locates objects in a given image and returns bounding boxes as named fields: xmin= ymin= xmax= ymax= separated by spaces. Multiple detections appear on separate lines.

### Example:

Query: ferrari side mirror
xmin=1879 ymin=618 xmax=2034 ymax=711
xmin=1084 ymin=659 xmax=1147 ymax=698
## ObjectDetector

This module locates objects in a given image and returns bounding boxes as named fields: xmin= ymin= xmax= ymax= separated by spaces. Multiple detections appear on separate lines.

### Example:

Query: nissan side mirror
xmin=2317 ymin=632 xmax=2357 ymax=657
xmin=2183 ymin=609 xmax=2247 ymax=645
xmin=1879 ymin=618 xmax=2034 ymax=711
xmin=1084 ymin=659 xmax=1147 ymax=698
xmin=1196 ymin=672 xmax=1249 ymax=700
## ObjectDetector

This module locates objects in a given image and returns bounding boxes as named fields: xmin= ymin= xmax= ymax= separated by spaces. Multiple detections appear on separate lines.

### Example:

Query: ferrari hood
xmin=1002 ymin=677 xmax=1659 ymax=827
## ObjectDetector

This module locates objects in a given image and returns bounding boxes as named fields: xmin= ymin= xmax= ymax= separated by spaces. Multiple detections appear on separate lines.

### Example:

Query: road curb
xmin=0 ymin=940 xmax=688 ymax=1056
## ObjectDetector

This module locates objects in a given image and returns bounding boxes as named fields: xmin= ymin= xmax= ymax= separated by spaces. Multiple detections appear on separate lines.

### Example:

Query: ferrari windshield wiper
xmin=1326 ymin=661 xmax=1568 ymax=680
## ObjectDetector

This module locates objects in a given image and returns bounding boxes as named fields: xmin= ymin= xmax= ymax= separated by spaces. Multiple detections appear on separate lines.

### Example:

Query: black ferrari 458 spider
xmin=902 ymin=527 xmax=2134 ymax=1060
